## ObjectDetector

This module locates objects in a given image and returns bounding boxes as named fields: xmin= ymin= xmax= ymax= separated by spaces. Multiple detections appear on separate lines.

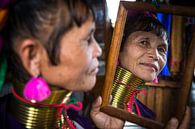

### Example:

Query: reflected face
xmin=119 ymin=31 xmax=168 ymax=82
xmin=40 ymin=17 xmax=102 ymax=91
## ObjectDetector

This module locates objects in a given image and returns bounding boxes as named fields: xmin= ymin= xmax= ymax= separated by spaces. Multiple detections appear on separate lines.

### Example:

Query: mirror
xmin=101 ymin=1 xmax=195 ymax=129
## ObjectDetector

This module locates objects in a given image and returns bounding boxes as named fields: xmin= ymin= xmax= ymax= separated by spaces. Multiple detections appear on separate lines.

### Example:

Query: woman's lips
xmin=140 ymin=62 xmax=158 ymax=72
xmin=90 ymin=67 xmax=99 ymax=75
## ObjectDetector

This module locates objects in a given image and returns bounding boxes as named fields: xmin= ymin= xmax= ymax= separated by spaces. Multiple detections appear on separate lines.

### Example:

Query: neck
xmin=9 ymin=84 xmax=73 ymax=129
xmin=111 ymin=66 xmax=146 ymax=110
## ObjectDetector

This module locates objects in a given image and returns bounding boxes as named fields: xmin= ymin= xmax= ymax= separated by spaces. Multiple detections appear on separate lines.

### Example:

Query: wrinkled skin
xmin=90 ymin=31 xmax=191 ymax=129
xmin=119 ymin=31 xmax=168 ymax=82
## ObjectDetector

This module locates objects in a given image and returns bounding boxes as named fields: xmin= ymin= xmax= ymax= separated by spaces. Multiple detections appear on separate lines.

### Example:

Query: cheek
xmin=120 ymin=54 xmax=136 ymax=73
xmin=120 ymin=48 xmax=141 ymax=68
xmin=159 ymin=56 xmax=167 ymax=71
xmin=128 ymin=50 xmax=143 ymax=67
xmin=80 ymin=49 xmax=92 ymax=65
xmin=61 ymin=47 xmax=88 ymax=67
xmin=74 ymin=51 xmax=92 ymax=75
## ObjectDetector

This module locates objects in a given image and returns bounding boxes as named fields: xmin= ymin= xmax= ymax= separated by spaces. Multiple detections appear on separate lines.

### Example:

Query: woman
xmin=111 ymin=14 xmax=168 ymax=118
xmin=0 ymin=0 xmax=190 ymax=129
xmin=0 ymin=0 xmax=124 ymax=128
xmin=109 ymin=12 xmax=191 ymax=128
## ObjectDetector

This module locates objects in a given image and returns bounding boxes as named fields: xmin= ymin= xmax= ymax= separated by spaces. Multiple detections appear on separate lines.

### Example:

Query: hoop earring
xmin=23 ymin=77 xmax=51 ymax=102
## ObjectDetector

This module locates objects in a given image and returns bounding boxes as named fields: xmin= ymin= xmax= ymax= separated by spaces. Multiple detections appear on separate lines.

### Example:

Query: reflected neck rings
xmin=111 ymin=66 xmax=148 ymax=116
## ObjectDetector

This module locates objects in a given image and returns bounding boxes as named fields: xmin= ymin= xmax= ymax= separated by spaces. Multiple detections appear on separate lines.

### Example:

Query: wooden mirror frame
xmin=100 ymin=1 xmax=195 ymax=129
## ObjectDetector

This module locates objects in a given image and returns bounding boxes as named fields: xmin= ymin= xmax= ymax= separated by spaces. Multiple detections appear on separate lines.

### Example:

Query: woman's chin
xmin=83 ymin=78 xmax=96 ymax=92
xmin=139 ymin=75 xmax=156 ymax=82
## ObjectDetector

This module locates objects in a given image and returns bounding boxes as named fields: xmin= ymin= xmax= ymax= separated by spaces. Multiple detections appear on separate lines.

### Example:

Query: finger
xmin=178 ymin=106 xmax=191 ymax=129
xmin=91 ymin=96 xmax=102 ymax=113
xmin=165 ymin=118 xmax=179 ymax=129
xmin=109 ymin=95 xmax=112 ymax=104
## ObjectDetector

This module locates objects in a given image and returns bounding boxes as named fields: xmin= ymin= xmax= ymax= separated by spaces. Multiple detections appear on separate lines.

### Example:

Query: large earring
xmin=23 ymin=77 xmax=51 ymax=102
xmin=152 ymin=77 xmax=159 ymax=83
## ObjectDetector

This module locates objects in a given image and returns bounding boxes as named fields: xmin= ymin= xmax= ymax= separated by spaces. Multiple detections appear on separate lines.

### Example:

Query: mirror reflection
xmin=101 ymin=2 xmax=195 ymax=128
xmin=110 ymin=10 xmax=168 ymax=120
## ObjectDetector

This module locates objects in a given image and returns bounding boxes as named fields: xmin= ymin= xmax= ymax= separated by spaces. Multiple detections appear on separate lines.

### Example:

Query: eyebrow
xmin=158 ymin=43 xmax=168 ymax=51
xmin=88 ymin=28 xmax=95 ymax=36
xmin=84 ymin=27 xmax=95 ymax=40
xmin=80 ymin=27 xmax=95 ymax=43
xmin=136 ymin=34 xmax=150 ymax=39
xmin=143 ymin=36 xmax=168 ymax=48
xmin=142 ymin=37 xmax=149 ymax=40
xmin=142 ymin=36 xmax=168 ymax=50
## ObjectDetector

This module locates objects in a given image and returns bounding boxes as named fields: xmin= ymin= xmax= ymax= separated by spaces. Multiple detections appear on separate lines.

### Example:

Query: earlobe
xmin=18 ymin=39 xmax=41 ymax=77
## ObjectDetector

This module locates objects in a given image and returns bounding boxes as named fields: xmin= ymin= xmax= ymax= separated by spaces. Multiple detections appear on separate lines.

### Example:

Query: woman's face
xmin=40 ymin=17 xmax=102 ymax=91
xmin=119 ymin=31 xmax=168 ymax=82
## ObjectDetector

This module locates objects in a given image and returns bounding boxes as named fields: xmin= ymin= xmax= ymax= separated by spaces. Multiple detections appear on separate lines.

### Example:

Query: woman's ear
xmin=17 ymin=39 xmax=42 ymax=77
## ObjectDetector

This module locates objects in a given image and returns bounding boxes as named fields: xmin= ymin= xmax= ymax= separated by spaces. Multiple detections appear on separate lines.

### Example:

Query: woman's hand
xmin=91 ymin=97 xmax=191 ymax=129
xmin=90 ymin=96 xmax=124 ymax=129
xmin=165 ymin=106 xmax=191 ymax=129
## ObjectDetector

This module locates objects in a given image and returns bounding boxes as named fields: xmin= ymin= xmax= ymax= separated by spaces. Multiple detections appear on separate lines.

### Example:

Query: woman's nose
xmin=148 ymin=48 xmax=159 ymax=61
xmin=93 ymin=39 xmax=102 ymax=58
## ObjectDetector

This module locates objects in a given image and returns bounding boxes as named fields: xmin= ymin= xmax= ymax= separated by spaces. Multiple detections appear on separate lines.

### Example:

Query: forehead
xmin=60 ymin=18 xmax=95 ymax=44
xmin=127 ymin=31 xmax=168 ymax=45
xmin=67 ymin=17 xmax=94 ymax=34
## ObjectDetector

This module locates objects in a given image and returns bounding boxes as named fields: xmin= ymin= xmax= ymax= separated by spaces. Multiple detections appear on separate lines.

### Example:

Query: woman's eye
xmin=158 ymin=47 xmax=166 ymax=54
xmin=87 ymin=36 xmax=93 ymax=45
xmin=139 ymin=40 xmax=149 ymax=47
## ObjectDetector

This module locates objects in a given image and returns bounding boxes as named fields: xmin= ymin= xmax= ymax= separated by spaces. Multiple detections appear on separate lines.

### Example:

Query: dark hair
xmin=120 ymin=12 xmax=168 ymax=51
xmin=2 ymin=0 xmax=94 ymax=82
